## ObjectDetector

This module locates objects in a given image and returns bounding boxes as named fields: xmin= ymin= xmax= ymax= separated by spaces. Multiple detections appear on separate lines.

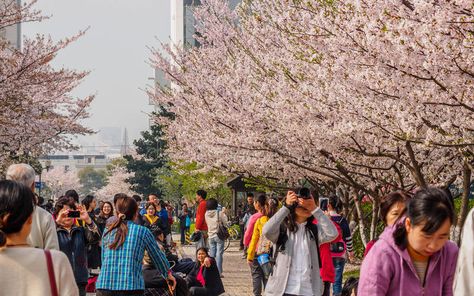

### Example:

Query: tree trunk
xmin=354 ymin=193 xmax=368 ymax=246
xmin=456 ymin=161 xmax=472 ymax=245
xmin=405 ymin=141 xmax=427 ymax=188
xmin=370 ymin=196 xmax=380 ymax=241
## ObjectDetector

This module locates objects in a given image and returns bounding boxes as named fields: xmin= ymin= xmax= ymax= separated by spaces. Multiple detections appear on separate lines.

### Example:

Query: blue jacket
xmin=57 ymin=222 xmax=100 ymax=284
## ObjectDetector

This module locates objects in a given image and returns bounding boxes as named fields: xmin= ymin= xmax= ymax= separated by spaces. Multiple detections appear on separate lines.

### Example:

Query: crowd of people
xmin=1 ymin=162 xmax=474 ymax=296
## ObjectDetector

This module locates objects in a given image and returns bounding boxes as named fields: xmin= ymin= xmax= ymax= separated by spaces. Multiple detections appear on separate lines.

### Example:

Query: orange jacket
xmin=195 ymin=199 xmax=208 ymax=231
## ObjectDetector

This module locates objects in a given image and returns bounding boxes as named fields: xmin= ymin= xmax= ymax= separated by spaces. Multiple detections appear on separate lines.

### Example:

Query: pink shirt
xmin=244 ymin=212 xmax=263 ymax=247
xmin=197 ymin=265 xmax=205 ymax=287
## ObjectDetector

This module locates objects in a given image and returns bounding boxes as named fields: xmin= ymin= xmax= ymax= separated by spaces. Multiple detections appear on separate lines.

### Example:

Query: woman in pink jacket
xmin=358 ymin=187 xmax=458 ymax=296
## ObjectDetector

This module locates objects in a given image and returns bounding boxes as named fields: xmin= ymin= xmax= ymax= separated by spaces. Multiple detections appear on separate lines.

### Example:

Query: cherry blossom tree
xmin=0 ymin=0 xmax=93 ymax=170
xmin=150 ymin=0 xmax=474 ymax=242
xmin=42 ymin=166 xmax=81 ymax=200
xmin=95 ymin=165 xmax=137 ymax=202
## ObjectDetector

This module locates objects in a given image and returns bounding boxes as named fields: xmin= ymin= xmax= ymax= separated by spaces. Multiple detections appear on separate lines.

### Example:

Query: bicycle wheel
xmin=224 ymin=238 xmax=231 ymax=251
xmin=229 ymin=228 xmax=239 ymax=240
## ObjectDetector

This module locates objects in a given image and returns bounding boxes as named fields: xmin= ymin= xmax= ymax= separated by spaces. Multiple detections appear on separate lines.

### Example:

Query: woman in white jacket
xmin=0 ymin=180 xmax=78 ymax=296
xmin=205 ymin=198 xmax=228 ymax=276
xmin=454 ymin=207 xmax=474 ymax=295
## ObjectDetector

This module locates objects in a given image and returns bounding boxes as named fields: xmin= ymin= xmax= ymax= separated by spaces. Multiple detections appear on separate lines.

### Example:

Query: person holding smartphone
xmin=262 ymin=188 xmax=338 ymax=296
xmin=54 ymin=196 xmax=101 ymax=296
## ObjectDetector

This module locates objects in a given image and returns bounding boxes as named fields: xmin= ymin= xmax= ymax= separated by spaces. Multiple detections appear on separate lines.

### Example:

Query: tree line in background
xmin=150 ymin=0 xmax=474 ymax=245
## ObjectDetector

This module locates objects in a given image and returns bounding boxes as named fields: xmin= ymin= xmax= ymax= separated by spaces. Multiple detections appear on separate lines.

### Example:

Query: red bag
xmin=86 ymin=275 xmax=98 ymax=293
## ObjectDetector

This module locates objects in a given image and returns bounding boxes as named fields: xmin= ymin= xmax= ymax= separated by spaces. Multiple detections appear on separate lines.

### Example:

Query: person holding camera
xmin=262 ymin=188 xmax=338 ymax=296
xmin=54 ymin=196 xmax=101 ymax=296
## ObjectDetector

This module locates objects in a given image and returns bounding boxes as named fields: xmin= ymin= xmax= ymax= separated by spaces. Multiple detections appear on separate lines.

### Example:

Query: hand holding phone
xmin=67 ymin=210 xmax=80 ymax=218
xmin=319 ymin=198 xmax=329 ymax=212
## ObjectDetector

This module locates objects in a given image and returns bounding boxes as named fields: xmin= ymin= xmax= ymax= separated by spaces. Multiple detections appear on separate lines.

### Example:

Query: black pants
xmin=250 ymin=259 xmax=267 ymax=296
xmin=189 ymin=286 xmax=209 ymax=296
xmin=77 ymin=283 xmax=87 ymax=296
xmin=180 ymin=227 xmax=187 ymax=244
xmin=322 ymin=281 xmax=331 ymax=296
xmin=239 ymin=224 xmax=245 ymax=248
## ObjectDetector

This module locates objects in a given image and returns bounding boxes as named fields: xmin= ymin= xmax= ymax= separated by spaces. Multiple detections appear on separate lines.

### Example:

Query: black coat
xmin=57 ymin=222 xmax=100 ymax=284
xmin=87 ymin=212 xmax=101 ymax=269
xmin=186 ymin=258 xmax=225 ymax=296
xmin=143 ymin=265 xmax=188 ymax=296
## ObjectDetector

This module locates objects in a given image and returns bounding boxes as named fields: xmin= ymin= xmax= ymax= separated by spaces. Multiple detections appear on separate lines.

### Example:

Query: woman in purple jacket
xmin=358 ymin=187 xmax=458 ymax=296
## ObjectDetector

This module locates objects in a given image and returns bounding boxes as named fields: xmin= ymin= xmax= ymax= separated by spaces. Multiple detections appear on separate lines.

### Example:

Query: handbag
xmin=255 ymin=234 xmax=273 ymax=256
xmin=216 ymin=210 xmax=230 ymax=240
xmin=44 ymin=250 xmax=58 ymax=296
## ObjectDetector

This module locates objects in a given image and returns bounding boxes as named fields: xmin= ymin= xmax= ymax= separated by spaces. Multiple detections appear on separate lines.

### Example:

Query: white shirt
xmin=284 ymin=221 xmax=314 ymax=295
xmin=27 ymin=206 xmax=59 ymax=250
xmin=0 ymin=247 xmax=79 ymax=296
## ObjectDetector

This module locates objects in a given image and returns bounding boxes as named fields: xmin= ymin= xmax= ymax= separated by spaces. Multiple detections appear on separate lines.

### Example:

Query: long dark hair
xmin=0 ymin=180 xmax=35 ymax=248
xmin=255 ymin=194 xmax=267 ymax=214
xmin=104 ymin=195 xmax=138 ymax=250
xmin=81 ymin=194 xmax=95 ymax=211
xmin=393 ymin=187 xmax=454 ymax=248
xmin=265 ymin=197 xmax=278 ymax=218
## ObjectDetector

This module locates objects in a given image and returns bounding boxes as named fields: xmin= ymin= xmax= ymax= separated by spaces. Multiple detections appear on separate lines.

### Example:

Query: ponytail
xmin=104 ymin=195 xmax=137 ymax=250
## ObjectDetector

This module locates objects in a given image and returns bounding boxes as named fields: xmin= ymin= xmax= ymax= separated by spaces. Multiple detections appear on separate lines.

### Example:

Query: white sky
xmin=22 ymin=0 xmax=171 ymax=148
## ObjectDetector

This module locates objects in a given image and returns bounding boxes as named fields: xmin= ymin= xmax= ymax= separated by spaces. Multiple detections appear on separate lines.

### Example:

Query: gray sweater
xmin=262 ymin=207 xmax=338 ymax=295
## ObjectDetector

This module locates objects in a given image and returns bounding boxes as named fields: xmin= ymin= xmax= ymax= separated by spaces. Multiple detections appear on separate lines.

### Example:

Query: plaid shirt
xmin=97 ymin=221 xmax=170 ymax=291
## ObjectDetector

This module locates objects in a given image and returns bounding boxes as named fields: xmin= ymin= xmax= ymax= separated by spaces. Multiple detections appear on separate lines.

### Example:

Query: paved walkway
xmin=178 ymin=240 xmax=254 ymax=296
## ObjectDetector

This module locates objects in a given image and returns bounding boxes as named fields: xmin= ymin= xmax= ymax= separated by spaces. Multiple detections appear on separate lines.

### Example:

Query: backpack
xmin=265 ymin=217 xmax=322 ymax=277
xmin=330 ymin=216 xmax=346 ymax=257
xmin=216 ymin=210 xmax=230 ymax=240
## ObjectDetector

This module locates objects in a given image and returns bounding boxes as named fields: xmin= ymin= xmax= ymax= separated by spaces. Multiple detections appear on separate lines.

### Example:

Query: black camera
xmin=296 ymin=187 xmax=312 ymax=200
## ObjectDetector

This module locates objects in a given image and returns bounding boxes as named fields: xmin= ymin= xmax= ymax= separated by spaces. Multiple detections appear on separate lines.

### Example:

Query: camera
xmin=296 ymin=187 xmax=312 ymax=200
xmin=67 ymin=210 xmax=80 ymax=218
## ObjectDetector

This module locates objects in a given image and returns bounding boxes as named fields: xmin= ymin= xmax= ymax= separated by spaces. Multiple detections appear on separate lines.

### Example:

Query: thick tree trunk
xmin=456 ymin=161 xmax=472 ymax=245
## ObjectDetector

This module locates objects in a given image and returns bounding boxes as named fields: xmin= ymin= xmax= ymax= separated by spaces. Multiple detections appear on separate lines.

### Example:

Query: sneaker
xmin=220 ymin=274 xmax=225 ymax=278
xmin=241 ymin=254 xmax=247 ymax=259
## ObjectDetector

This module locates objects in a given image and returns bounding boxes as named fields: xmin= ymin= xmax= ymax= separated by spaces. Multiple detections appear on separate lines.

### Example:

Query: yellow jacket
xmin=247 ymin=216 xmax=269 ymax=261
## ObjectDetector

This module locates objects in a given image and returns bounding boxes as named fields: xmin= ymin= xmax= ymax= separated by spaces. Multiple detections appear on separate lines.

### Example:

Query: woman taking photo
xmin=96 ymin=194 xmax=175 ymax=296
xmin=186 ymin=247 xmax=225 ymax=296
xmin=247 ymin=197 xmax=278 ymax=296
xmin=358 ymin=187 xmax=458 ymax=295
xmin=262 ymin=188 xmax=338 ymax=296
xmin=0 ymin=180 xmax=78 ymax=295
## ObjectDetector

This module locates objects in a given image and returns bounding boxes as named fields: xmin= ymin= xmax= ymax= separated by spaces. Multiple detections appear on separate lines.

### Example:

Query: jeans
xmin=333 ymin=257 xmax=346 ymax=296
xmin=251 ymin=259 xmax=267 ymax=296
xmin=180 ymin=227 xmax=187 ymax=244
xmin=209 ymin=236 xmax=225 ymax=274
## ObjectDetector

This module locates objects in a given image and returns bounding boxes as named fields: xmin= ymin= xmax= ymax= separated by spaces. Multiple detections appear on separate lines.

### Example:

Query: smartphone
xmin=319 ymin=198 xmax=329 ymax=211
xmin=67 ymin=210 xmax=80 ymax=218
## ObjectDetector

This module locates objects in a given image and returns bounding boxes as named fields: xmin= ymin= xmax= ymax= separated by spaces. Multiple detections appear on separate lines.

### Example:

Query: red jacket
xmin=313 ymin=219 xmax=335 ymax=282
xmin=195 ymin=199 xmax=208 ymax=231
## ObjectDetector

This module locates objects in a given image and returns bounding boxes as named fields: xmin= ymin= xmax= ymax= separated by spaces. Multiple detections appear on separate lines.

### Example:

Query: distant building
xmin=151 ymin=0 xmax=241 ymax=115
xmin=0 ymin=0 xmax=22 ymax=50
xmin=39 ymin=154 xmax=109 ymax=172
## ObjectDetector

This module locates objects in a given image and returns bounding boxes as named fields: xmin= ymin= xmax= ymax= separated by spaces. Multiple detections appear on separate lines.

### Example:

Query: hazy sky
xmin=23 ymin=0 xmax=171 ymax=148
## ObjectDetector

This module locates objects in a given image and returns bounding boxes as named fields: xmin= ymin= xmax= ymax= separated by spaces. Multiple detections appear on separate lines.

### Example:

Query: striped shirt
xmin=96 ymin=221 xmax=170 ymax=291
